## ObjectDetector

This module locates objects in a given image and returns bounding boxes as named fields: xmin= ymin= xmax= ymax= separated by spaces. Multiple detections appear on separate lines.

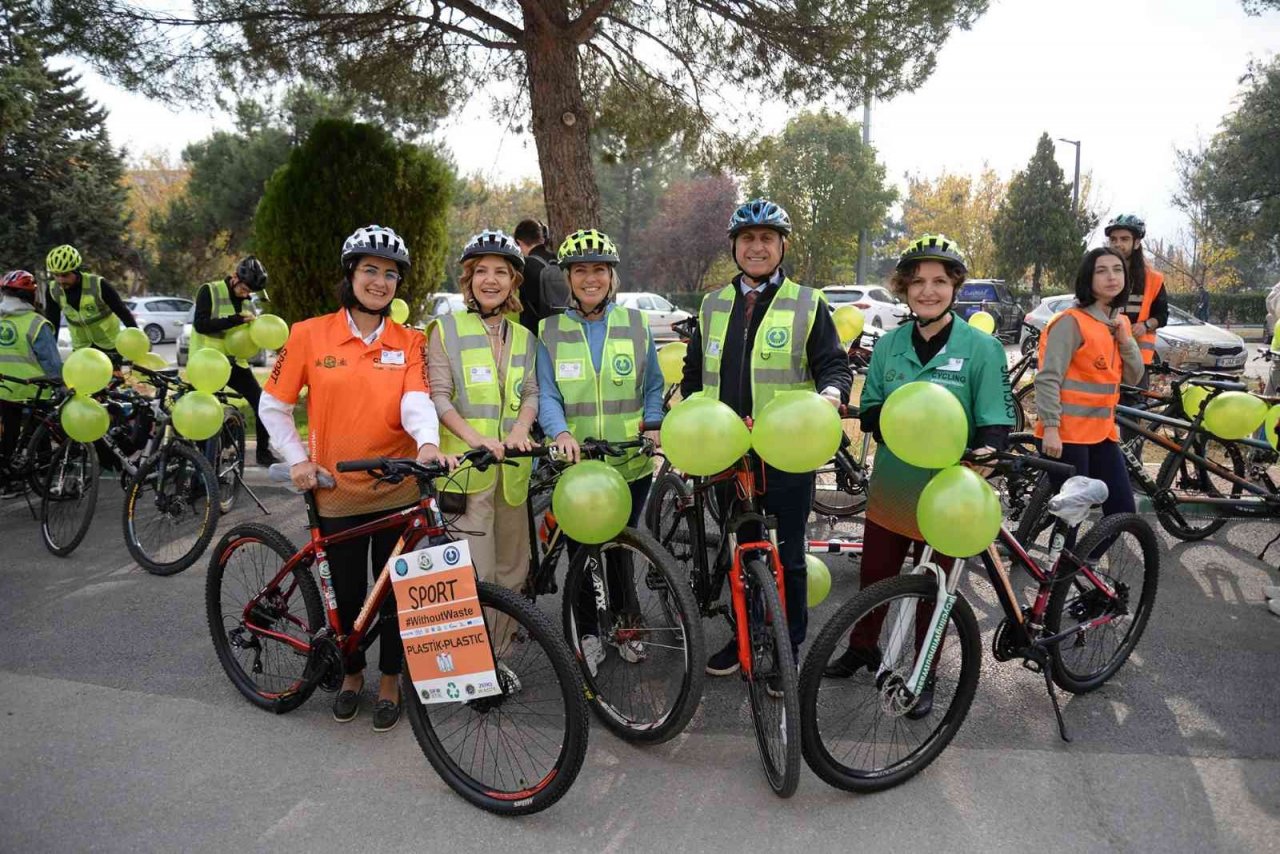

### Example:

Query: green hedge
xmin=1166 ymin=292 xmax=1268 ymax=325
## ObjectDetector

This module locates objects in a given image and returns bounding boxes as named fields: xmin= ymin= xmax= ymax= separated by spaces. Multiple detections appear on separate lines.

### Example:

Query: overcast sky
xmin=74 ymin=0 xmax=1279 ymax=247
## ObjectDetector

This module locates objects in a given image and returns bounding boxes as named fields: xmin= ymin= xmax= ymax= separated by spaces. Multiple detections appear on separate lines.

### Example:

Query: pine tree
xmin=992 ymin=133 xmax=1084 ymax=300
xmin=0 ymin=0 xmax=131 ymax=279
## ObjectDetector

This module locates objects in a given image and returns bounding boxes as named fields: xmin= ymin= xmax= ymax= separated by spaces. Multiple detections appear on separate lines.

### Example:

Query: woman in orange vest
xmin=1034 ymin=247 xmax=1145 ymax=524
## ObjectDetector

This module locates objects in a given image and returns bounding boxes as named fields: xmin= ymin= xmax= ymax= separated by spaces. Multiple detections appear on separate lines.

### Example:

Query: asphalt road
xmin=1 ymin=454 xmax=1278 ymax=852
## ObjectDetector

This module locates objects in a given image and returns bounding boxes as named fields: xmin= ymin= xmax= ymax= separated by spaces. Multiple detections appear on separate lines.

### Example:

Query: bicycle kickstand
xmin=238 ymin=471 xmax=271 ymax=516
xmin=1042 ymin=669 xmax=1071 ymax=743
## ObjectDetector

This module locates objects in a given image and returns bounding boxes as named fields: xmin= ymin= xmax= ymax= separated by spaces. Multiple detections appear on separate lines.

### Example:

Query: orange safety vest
xmin=1134 ymin=269 xmax=1163 ymax=365
xmin=1036 ymin=308 xmax=1124 ymax=444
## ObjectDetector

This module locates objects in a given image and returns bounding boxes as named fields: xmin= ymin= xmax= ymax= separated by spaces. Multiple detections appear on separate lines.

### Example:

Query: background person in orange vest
xmin=1104 ymin=214 xmax=1167 ymax=372
xmin=1034 ymin=247 xmax=1145 ymax=543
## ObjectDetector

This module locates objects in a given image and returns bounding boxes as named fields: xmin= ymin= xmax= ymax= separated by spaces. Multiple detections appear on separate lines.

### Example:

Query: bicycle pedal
xmin=1021 ymin=657 xmax=1043 ymax=674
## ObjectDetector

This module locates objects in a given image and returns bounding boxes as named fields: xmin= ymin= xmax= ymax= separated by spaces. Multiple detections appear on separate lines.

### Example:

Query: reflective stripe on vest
xmin=1134 ymin=269 xmax=1163 ymax=365
xmin=0 ymin=311 xmax=52 ymax=402
xmin=433 ymin=313 xmax=533 ymax=504
xmin=699 ymin=278 xmax=818 ymax=417
xmin=1035 ymin=308 xmax=1122 ymax=444
xmin=188 ymin=280 xmax=249 ymax=368
xmin=540 ymin=307 xmax=653 ymax=482
xmin=58 ymin=273 xmax=121 ymax=350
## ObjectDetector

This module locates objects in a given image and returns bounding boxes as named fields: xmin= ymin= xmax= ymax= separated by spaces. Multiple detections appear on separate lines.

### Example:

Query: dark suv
xmin=954 ymin=279 xmax=1022 ymax=343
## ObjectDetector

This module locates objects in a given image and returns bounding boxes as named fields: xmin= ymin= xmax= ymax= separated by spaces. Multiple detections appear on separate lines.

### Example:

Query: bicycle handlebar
xmin=964 ymin=448 xmax=1076 ymax=480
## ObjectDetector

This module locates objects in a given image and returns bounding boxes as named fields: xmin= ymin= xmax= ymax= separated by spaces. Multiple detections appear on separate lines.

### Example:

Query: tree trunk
xmin=524 ymin=16 xmax=601 ymax=240
xmin=1031 ymin=259 xmax=1042 ymax=301
xmin=620 ymin=166 xmax=636 ymax=282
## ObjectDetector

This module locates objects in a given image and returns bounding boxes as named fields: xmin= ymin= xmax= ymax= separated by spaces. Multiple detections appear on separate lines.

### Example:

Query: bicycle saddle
xmin=1047 ymin=476 xmax=1109 ymax=527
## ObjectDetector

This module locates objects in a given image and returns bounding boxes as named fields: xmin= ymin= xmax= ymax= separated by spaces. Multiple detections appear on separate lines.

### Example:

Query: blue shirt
xmin=537 ymin=303 xmax=665 ymax=438
xmin=32 ymin=324 xmax=62 ymax=376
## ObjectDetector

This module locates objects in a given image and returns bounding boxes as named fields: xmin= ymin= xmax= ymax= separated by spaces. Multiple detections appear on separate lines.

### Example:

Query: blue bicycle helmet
xmin=727 ymin=199 xmax=793 ymax=238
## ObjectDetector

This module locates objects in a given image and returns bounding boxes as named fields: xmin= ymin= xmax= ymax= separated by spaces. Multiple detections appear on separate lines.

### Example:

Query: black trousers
xmin=1045 ymin=439 xmax=1136 ymax=553
xmin=225 ymin=363 xmax=271 ymax=458
xmin=0 ymin=401 xmax=25 ymax=471
xmin=319 ymin=506 xmax=414 ymax=675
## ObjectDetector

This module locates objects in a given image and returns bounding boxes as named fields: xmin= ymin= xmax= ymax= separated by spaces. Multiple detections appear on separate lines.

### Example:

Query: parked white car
xmin=823 ymin=286 xmax=909 ymax=330
xmin=125 ymin=296 xmax=194 ymax=344
xmin=615 ymin=292 xmax=692 ymax=339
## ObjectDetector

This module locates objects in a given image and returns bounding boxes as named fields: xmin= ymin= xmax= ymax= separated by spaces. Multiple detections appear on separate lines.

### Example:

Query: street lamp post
xmin=856 ymin=95 xmax=872 ymax=286
xmin=1057 ymin=137 xmax=1081 ymax=216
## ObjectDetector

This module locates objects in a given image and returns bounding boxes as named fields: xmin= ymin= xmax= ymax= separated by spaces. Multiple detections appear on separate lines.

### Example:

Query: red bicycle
xmin=205 ymin=449 xmax=589 ymax=816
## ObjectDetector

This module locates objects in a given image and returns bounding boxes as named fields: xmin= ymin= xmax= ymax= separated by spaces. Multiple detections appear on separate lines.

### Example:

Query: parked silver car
xmin=615 ymin=292 xmax=693 ymax=340
xmin=125 ymin=296 xmax=194 ymax=344
xmin=1022 ymin=296 xmax=1248 ymax=373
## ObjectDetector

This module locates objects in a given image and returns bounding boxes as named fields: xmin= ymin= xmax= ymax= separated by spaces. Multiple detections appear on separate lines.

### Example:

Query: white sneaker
xmin=612 ymin=616 xmax=648 ymax=664
xmin=496 ymin=660 xmax=522 ymax=695
xmin=1263 ymin=585 xmax=1280 ymax=601
xmin=1268 ymin=599 xmax=1280 ymax=618
xmin=580 ymin=635 xmax=606 ymax=678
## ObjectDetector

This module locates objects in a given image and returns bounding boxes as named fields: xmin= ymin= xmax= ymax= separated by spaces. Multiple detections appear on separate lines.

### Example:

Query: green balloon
xmin=60 ymin=393 xmax=110 ymax=442
xmin=250 ymin=314 xmax=289 ymax=350
xmin=752 ymin=390 xmax=843 ymax=473
xmin=187 ymin=348 xmax=232 ymax=392
xmin=172 ymin=391 xmax=224 ymax=440
xmin=917 ymin=465 xmax=1002 ymax=557
xmin=115 ymin=327 xmax=151 ymax=362
xmin=390 ymin=298 xmax=410 ymax=324
xmin=62 ymin=347 xmax=114 ymax=394
xmin=1263 ymin=405 xmax=1280 ymax=452
xmin=133 ymin=352 xmax=170 ymax=372
xmin=224 ymin=324 xmax=259 ymax=359
xmin=661 ymin=396 xmax=751 ymax=476
xmin=833 ymin=305 xmax=865 ymax=343
xmin=657 ymin=341 xmax=687 ymax=385
xmin=881 ymin=381 xmax=968 ymax=469
xmin=805 ymin=554 xmax=832 ymax=607
xmin=1181 ymin=384 xmax=1210 ymax=420
xmin=552 ymin=461 xmax=632 ymax=544
xmin=1202 ymin=391 xmax=1268 ymax=440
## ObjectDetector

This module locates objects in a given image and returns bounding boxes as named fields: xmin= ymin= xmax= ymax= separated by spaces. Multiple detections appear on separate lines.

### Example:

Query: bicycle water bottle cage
xmin=1047 ymin=477 xmax=1109 ymax=527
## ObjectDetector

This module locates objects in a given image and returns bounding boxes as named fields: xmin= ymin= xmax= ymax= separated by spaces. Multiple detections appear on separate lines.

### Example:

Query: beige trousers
xmin=454 ymin=468 xmax=531 ymax=649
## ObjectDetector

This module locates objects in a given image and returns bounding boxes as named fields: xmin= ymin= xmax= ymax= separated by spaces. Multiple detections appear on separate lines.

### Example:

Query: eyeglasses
xmin=358 ymin=265 xmax=402 ymax=284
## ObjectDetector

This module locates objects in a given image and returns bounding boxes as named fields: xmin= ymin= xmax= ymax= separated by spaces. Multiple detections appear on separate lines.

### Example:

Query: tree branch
xmin=567 ymin=0 xmax=617 ymax=43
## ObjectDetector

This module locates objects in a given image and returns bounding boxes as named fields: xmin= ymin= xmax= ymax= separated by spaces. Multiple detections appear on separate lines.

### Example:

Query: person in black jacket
xmin=513 ymin=218 xmax=566 ymax=332
xmin=680 ymin=199 xmax=852 ymax=679
xmin=191 ymin=257 xmax=274 ymax=465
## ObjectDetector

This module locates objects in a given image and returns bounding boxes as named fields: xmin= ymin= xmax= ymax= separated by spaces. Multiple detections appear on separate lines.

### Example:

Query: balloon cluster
xmin=882 ymin=381 xmax=1001 ymax=557
xmin=172 ymin=348 xmax=235 ymax=441
xmin=60 ymin=349 xmax=113 ymax=442
xmin=1183 ymin=384 xmax=1275 ymax=447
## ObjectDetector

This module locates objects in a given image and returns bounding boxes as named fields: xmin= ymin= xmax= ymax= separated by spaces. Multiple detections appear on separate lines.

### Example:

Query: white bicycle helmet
xmin=460 ymin=229 xmax=525 ymax=272
xmin=341 ymin=224 xmax=411 ymax=269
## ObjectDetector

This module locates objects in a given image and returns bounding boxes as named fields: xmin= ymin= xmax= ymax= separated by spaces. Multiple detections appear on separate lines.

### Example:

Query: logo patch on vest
xmin=467 ymin=365 xmax=494 ymax=384
xmin=612 ymin=354 xmax=634 ymax=377
xmin=765 ymin=327 xmax=790 ymax=349
xmin=0 ymin=321 xmax=16 ymax=347
xmin=707 ymin=340 xmax=722 ymax=358
xmin=1093 ymin=355 xmax=1109 ymax=370
xmin=557 ymin=360 xmax=584 ymax=381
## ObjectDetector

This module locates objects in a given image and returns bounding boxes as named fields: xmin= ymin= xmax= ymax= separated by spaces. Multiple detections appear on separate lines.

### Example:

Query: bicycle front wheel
xmin=799 ymin=574 xmax=981 ymax=793
xmin=405 ymin=581 xmax=589 ymax=816
xmin=124 ymin=441 xmax=221 ymax=575
xmin=562 ymin=526 xmax=705 ymax=743
xmin=1046 ymin=512 xmax=1159 ymax=693
xmin=40 ymin=439 xmax=99 ymax=556
xmin=743 ymin=558 xmax=800 ymax=798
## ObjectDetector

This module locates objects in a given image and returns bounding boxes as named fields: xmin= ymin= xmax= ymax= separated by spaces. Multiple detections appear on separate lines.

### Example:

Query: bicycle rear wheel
xmin=742 ymin=558 xmax=800 ymax=798
xmin=124 ymin=441 xmax=220 ymax=575
xmin=40 ymin=439 xmax=99 ymax=556
xmin=1013 ymin=383 xmax=1038 ymax=434
xmin=405 ymin=582 xmax=589 ymax=816
xmin=1046 ymin=512 xmax=1159 ymax=693
xmin=799 ymin=574 xmax=981 ymax=793
xmin=1153 ymin=435 xmax=1243 ymax=540
xmin=206 ymin=523 xmax=324 ymax=713
xmin=562 ymin=527 xmax=705 ymax=743
xmin=811 ymin=448 xmax=868 ymax=518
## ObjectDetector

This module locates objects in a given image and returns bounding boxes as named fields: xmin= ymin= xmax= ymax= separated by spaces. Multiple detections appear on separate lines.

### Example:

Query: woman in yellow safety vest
xmin=428 ymin=230 xmax=539 ymax=601
xmin=536 ymin=229 xmax=664 ymax=676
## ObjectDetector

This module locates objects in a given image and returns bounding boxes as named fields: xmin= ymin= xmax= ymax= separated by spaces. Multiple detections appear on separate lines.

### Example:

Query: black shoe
xmin=332 ymin=683 xmax=363 ymax=722
xmin=906 ymin=676 xmax=936 ymax=720
xmin=706 ymin=638 xmax=740 ymax=676
xmin=372 ymin=698 xmax=401 ymax=732
xmin=764 ymin=672 xmax=784 ymax=699
xmin=823 ymin=645 xmax=882 ymax=679
xmin=254 ymin=449 xmax=275 ymax=467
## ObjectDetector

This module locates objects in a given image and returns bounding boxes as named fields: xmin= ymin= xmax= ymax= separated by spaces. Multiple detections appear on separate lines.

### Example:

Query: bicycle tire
xmin=645 ymin=470 xmax=695 ymax=551
xmin=561 ymin=526 xmax=705 ymax=743
xmin=22 ymin=420 xmax=58 ymax=497
xmin=1013 ymin=472 xmax=1056 ymax=561
xmin=40 ymin=439 xmax=99 ymax=557
xmin=799 ymin=573 xmax=982 ymax=793
xmin=743 ymin=558 xmax=801 ymax=798
xmin=1013 ymin=383 xmax=1038 ymax=434
xmin=212 ymin=408 xmax=246 ymax=514
xmin=811 ymin=446 xmax=868 ymax=518
xmin=1045 ymin=512 xmax=1159 ymax=694
xmin=404 ymin=581 xmax=589 ymax=816
xmin=206 ymin=523 xmax=324 ymax=713
xmin=1153 ymin=435 xmax=1244 ymax=541
xmin=124 ymin=441 xmax=221 ymax=575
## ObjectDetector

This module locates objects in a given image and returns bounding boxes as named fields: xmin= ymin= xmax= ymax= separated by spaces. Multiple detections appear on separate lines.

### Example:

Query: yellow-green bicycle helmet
xmin=557 ymin=229 xmax=620 ymax=267
xmin=46 ymin=244 xmax=82 ymax=274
